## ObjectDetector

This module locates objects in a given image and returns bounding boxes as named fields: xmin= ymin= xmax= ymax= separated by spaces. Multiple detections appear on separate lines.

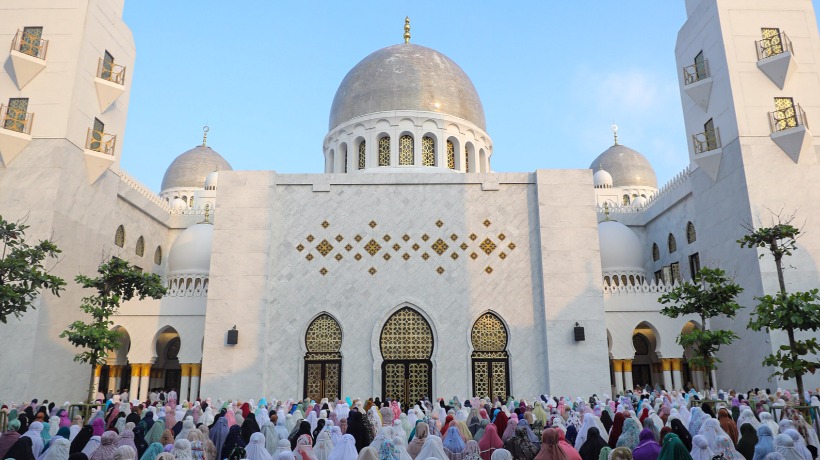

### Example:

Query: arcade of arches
xmin=92 ymin=326 xmax=203 ymax=402
xmin=609 ymin=320 xmax=710 ymax=393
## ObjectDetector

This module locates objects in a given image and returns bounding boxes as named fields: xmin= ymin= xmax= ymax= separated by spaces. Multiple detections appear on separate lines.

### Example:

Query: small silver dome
xmin=589 ymin=144 xmax=657 ymax=189
xmin=329 ymin=43 xmax=486 ymax=131
xmin=161 ymin=145 xmax=232 ymax=192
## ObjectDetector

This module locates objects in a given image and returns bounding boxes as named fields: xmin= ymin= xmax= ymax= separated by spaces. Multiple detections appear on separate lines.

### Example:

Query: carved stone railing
xmin=166 ymin=275 xmax=209 ymax=297
xmin=169 ymin=204 xmax=215 ymax=217
xmin=603 ymin=276 xmax=677 ymax=295
xmin=117 ymin=170 xmax=172 ymax=211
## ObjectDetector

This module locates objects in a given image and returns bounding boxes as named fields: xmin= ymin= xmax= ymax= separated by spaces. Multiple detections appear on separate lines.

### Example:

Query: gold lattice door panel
xmin=303 ymin=360 xmax=341 ymax=401
xmin=408 ymin=362 xmax=431 ymax=403
xmin=324 ymin=362 xmax=340 ymax=401
xmin=491 ymin=361 xmax=508 ymax=398
xmin=472 ymin=359 xmax=509 ymax=399
xmin=380 ymin=307 xmax=433 ymax=360
xmin=472 ymin=361 xmax=489 ymax=398
xmin=383 ymin=362 xmax=405 ymax=402
xmin=305 ymin=363 xmax=322 ymax=401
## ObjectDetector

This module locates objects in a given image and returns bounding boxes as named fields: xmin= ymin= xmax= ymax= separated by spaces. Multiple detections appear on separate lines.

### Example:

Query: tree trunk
xmin=86 ymin=351 xmax=98 ymax=411
xmin=786 ymin=327 xmax=807 ymax=405
xmin=701 ymin=314 xmax=711 ymax=390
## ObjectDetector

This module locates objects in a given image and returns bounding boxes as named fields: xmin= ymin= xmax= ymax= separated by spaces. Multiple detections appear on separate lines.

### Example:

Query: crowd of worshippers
xmin=1 ymin=388 xmax=819 ymax=460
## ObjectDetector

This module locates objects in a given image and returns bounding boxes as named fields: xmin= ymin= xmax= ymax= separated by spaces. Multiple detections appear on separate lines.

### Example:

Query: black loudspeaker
xmin=227 ymin=327 xmax=238 ymax=345
xmin=574 ymin=325 xmax=585 ymax=342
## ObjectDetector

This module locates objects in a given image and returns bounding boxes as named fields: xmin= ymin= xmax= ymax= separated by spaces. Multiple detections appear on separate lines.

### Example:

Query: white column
xmin=623 ymin=360 xmax=634 ymax=392
xmin=138 ymin=365 xmax=151 ymax=401
xmin=662 ymin=359 xmax=673 ymax=391
xmin=180 ymin=364 xmax=191 ymax=402
xmin=613 ymin=360 xmax=625 ymax=395
xmin=129 ymin=364 xmax=141 ymax=401
xmin=693 ymin=370 xmax=704 ymax=390
xmin=190 ymin=364 xmax=201 ymax=400
xmin=710 ymin=369 xmax=717 ymax=390
xmin=671 ymin=359 xmax=682 ymax=391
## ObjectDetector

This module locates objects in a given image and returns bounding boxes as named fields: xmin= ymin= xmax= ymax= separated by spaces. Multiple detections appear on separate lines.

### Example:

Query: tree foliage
xmin=747 ymin=290 xmax=820 ymax=379
xmin=60 ymin=257 xmax=166 ymax=402
xmin=738 ymin=215 xmax=817 ymax=404
xmin=659 ymin=267 xmax=743 ymax=386
xmin=0 ymin=215 xmax=66 ymax=323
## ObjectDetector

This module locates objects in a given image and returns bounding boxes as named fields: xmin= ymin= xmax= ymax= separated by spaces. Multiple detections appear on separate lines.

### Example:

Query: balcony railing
xmin=1 ymin=104 xmax=34 ymax=135
xmin=769 ymin=103 xmax=809 ymax=133
xmin=10 ymin=29 xmax=48 ymax=60
xmin=683 ymin=59 xmax=710 ymax=85
xmin=693 ymin=127 xmax=721 ymax=154
xmin=96 ymin=57 xmax=126 ymax=85
xmin=85 ymin=128 xmax=117 ymax=155
xmin=756 ymin=31 xmax=793 ymax=61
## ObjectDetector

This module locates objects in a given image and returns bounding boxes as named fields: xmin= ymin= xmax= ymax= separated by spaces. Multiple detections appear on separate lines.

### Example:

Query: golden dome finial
xmin=404 ymin=16 xmax=411 ymax=44
xmin=202 ymin=125 xmax=209 ymax=147
xmin=203 ymin=203 xmax=210 ymax=224
xmin=611 ymin=124 xmax=619 ymax=146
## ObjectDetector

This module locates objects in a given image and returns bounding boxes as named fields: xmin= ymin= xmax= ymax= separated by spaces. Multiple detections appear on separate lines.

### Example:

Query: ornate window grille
xmin=2 ymin=98 xmax=34 ymax=134
xmin=380 ymin=307 xmax=433 ymax=404
xmin=115 ymin=225 xmax=125 ymax=248
xmin=343 ymin=152 xmax=348 ymax=173
xmin=623 ymin=195 xmax=630 ymax=206
xmin=668 ymin=233 xmax=677 ymax=254
xmin=465 ymin=146 xmax=470 ymax=172
xmin=757 ymin=28 xmax=792 ymax=61
xmin=399 ymin=135 xmax=414 ymax=165
xmin=422 ymin=136 xmax=435 ymax=166
xmin=135 ymin=236 xmax=145 ymax=257
xmin=358 ymin=141 xmax=366 ymax=169
xmin=683 ymin=51 xmax=710 ymax=85
xmin=154 ymin=246 xmax=163 ymax=265
xmin=87 ymin=118 xmax=117 ymax=155
xmin=769 ymin=97 xmax=808 ymax=133
xmin=378 ymin=136 xmax=390 ymax=166
xmin=97 ymin=51 xmax=126 ymax=85
xmin=633 ymin=334 xmax=650 ymax=355
xmin=13 ymin=27 xmax=48 ymax=59
xmin=447 ymin=140 xmax=455 ymax=169
xmin=686 ymin=222 xmax=696 ymax=244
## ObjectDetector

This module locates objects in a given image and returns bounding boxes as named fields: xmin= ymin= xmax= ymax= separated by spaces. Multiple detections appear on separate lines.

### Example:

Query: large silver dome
xmin=329 ymin=43 xmax=486 ymax=131
xmin=589 ymin=144 xmax=657 ymax=189
xmin=160 ymin=145 xmax=232 ymax=192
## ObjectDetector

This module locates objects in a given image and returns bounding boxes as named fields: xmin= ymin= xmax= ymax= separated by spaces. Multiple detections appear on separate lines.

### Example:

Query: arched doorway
xmin=471 ymin=312 xmax=510 ymax=400
xmin=303 ymin=313 xmax=342 ymax=401
xmin=100 ymin=326 xmax=131 ymax=395
xmin=631 ymin=322 xmax=660 ymax=390
xmin=153 ymin=327 xmax=181 ymax=393
xmin=380 ymin=307 xmax=433 ymax=404
xmin=680 ymin=321 xmax=701 ymax=389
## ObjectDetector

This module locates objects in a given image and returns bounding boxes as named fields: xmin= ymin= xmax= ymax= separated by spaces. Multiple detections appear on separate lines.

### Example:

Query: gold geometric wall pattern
xmin=294 ymin=219 xmax=517 ymax=276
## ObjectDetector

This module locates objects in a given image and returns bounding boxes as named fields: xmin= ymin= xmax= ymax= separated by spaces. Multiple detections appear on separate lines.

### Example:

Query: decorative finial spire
xmin=611 ymin=124 xmax=619 ymax=146
xmin=203 ymin=203 xmax=210 ymax=224
xmin=404 ymin=16 xmax=411 ymax=44
xmin=603 ymin=202 xmax=611 ymax=221
xmin=202 ymin=126 xmax=209 ymax=147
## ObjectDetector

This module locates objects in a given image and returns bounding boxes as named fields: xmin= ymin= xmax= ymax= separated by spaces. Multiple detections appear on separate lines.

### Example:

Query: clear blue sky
xmin=120 ymin=1 xmax=820 ymax=192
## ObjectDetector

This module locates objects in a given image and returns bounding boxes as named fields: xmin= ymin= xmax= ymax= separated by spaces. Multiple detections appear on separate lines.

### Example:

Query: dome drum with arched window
xmin=324 ymin=42 xmax=492 ymax=174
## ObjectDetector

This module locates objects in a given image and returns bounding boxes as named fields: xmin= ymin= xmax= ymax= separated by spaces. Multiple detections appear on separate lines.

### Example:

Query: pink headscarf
xmin=165 ymin=406 xmax=176 ymax=430
xmin=224 ymin=409 xmax=237 ymax=428
xmin=390 ymin=401 xmax=401 ymax=421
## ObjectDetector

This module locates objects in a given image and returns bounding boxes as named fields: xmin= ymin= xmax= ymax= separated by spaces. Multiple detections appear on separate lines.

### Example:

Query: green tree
xmin=0 ymin=215 xmax=66 ymax=323
xmin=60 ymin=257 xmax=166 ymax=404
xmin=658 ymin=267 xmax=743 ymax=389
xmin=739 ymin=220 xmax=820 ymax=404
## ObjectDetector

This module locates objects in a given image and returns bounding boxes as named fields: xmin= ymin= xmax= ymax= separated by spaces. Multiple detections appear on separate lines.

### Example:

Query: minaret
xmin=675 ymin=0 xmax=820 ymax=390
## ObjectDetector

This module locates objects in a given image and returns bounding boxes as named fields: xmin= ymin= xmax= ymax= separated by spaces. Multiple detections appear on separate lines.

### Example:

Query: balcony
xmin=755 ymin=31 xmax=798 ymax=89
xmin=692 ymin=127 xmax=722 ymax=181
xmin=0 ymin=104 xmax=34 ymax=165
xmin=692 ymin=127 xmax=721 ymax=154
xmin=94 ymin=57 xmax=127 ymax=112
xmin=9 ymin=30 xmax=49 ymax=89
xmin=682 ymin=59 xmax=713 ymax=111
xmin=83 ymin=127 xmax=117 ymax=184
xmin=769 ymin=104 xmax=812 ymax=163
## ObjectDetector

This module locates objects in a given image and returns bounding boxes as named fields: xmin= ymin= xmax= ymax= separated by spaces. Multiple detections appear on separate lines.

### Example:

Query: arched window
xmin=154 ymin=246 xmax=162 ymax=265
xmin=422 ymin=136 xmax=435 ymax=166
xmin=622 ymin=195 xmax=630 ymax=206
xmin=399 ymin=134 xmax=414 ymax=165
xmin=135 ymin=236 xmax=145 ymax=257
xmin=652 ymin=243 xmax=660 ymax=262
xmin=446 ymin=140 xmax=455 ymax=169
xmin=668 ymin=233 xmax=677 ymax=253
xmin=465 ymin=146 xmax=470 ymax=172
xmin=114 ymin=225 xmax=125 ymax=248
xmin=686 ymin=222 xmax=697 ymax=243
xmin=358 ymin=141 xmax=366 ymax=170
xmin=304 ymin=313 xmax=342 ymax=401
xmin=380 ymin=307 xmax=433 ymax=403
xmin=189 ymin=196 xmax=194 ymax=207
xmin=378 ymin=136 xmax=390 ymax=167
xmin=471 ymin=312 xmax=510 ymax=399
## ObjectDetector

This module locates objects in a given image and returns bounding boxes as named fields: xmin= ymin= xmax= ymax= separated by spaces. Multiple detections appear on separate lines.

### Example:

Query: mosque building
xmin=2 ymin=0 xmax=820 ymax=404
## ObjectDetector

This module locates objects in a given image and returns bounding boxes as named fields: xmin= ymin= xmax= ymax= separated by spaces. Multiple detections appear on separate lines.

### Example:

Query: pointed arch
xmin=135 ymin=236 xmax=145 ymax=257
xmin=303 ymin=313 xmax=342 ymax=400
xmin=686 ymin=222 xmax=697 ymax=244
xmin=379 ymin=306 xmax=433 ymax=403
xmin=115 ymin=225 xmax=125 ymax=248
xmin=470 ymin=311 xmax=510 ymax=399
